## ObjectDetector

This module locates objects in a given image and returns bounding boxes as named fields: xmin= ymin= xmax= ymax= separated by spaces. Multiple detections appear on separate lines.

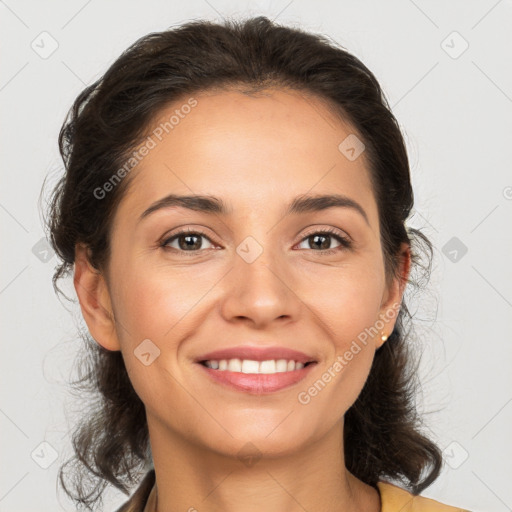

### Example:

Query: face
xmin=77 ymin=87 xmax=407 ymax=460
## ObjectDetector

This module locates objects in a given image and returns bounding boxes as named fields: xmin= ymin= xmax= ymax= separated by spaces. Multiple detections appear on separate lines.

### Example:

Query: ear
xmin=73 ymin=243 xmax=121 ymax=351
xmin=375 ymin=242 xmax=411 ymax=349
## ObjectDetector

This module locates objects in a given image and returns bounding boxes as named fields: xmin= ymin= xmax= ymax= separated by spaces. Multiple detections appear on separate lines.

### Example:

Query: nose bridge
xmin=220 ymin=230 xmax=300 ymax=327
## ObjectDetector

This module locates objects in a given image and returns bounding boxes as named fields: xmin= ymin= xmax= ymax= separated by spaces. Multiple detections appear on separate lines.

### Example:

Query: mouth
xmin=194 ymin=345 xmax=318 ymax=394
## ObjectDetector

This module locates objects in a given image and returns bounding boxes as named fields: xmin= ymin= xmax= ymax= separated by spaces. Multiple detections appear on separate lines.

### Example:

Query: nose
xmin=219 ymin=249 xmax=302 ymax=329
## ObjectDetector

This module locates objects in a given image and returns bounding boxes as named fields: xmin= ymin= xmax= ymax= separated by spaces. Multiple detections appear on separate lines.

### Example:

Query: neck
xmin=147 ymin=417 xmax=381 ymax=512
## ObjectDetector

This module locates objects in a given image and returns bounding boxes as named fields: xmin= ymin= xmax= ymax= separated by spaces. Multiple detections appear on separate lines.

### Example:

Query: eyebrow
xmin=139 ymin=193 xmax=369 ymax=225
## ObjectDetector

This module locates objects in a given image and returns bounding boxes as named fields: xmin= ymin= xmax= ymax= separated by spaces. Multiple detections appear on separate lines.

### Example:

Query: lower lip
xmin=196 ymin=363 xmax=317 ymax=394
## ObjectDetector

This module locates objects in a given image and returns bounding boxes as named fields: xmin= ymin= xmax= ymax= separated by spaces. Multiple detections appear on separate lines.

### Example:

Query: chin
xmin=197 ymin=418 xmax=315 ymax=460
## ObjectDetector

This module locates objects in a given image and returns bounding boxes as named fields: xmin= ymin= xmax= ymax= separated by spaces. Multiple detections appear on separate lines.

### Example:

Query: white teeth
xmin=241 ymin=359 xmax=260 ymax=374
xmin=203 ymin=358 xmax=310 ymax=374
xmin=227 ymin=358 xmax=242 ymax=372
xmin=259 ymin=360 xmax=276 ymax=374
xmin=276 ymin=359 xmax=288 ymax=372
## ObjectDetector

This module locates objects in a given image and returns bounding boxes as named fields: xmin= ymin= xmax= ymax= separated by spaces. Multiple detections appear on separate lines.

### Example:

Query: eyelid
xmin=299 ymin=225 xmax=352 ymax=243
xmin=160 ymin=226 xmax=219 ymax=248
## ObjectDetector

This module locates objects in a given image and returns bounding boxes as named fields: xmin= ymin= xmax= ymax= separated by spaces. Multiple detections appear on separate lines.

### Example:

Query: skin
xmin=74 ymin=87 xmax=411 ymax=512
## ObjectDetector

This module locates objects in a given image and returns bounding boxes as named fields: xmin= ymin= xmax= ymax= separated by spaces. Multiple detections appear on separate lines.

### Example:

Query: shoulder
xmin=377 ymin=481 xmax=471 ymax=512
xmin=114 ymin=469 xmax=156 ymax=512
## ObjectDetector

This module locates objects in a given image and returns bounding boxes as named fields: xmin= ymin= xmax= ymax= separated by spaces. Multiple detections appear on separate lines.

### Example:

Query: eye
xmin=296 ymin=228 xmax=352 ymax=255
xmin=160 ymin=226 xmax=352 ymax=256
xmin=160 ymin=228 xmax=217 ymax=254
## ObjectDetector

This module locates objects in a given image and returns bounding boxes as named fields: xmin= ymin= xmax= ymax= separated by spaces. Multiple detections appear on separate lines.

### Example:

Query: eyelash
xmin=160 ymin=226 xmax=352 ymax=257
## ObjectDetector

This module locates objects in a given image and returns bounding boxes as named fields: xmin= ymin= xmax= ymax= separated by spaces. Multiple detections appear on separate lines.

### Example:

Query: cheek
xmin=299 ymin=262 xmax=383 ymax=408
xmin=299 ymin=309 xmax=378 ymax=425
xmin=110 ymin=269 xmax=191 ymax=414
xmin=108 ymin=263 xmax=216 ymax=405
xmin=110 ymin=261 xmax=211 ymax=343
xmin=305 ymin=259 xmax=385 ymax=342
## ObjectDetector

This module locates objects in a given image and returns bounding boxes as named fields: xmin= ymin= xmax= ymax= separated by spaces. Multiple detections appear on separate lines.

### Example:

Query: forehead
xmin=115 ymin=87 xmax=378 ymax=226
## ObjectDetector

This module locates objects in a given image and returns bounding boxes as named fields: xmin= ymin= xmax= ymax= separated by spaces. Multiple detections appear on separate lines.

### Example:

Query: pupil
xmin=179 ymin=234 xmax=201 ymax=250
xmin=311 ymin=234 xmax=329 ymax=250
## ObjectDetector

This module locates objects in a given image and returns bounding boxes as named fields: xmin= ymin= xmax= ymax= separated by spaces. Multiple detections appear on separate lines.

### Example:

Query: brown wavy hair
xmin=45 ymin=15 xmax=442 ymax=511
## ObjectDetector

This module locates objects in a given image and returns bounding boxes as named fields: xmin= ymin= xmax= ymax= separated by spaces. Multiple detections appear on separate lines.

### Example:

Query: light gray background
xmin=1 ymin=1 xmax=511 ymax=511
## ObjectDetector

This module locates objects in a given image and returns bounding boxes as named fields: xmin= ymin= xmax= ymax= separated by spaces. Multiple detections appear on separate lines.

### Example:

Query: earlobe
xmin=73 ymin=244 xmax=121 ymax=351
xmin=377 ymin=243 xmax=411 ymax=349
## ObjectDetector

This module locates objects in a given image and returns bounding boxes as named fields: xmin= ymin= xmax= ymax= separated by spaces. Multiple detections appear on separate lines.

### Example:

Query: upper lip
xmin=196 ymin=346 xmax=317 ymax=364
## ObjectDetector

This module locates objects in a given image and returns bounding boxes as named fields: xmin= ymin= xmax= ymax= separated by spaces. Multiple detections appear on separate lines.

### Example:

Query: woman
xmin=47 ymin=16 xmax=470 ymax=512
